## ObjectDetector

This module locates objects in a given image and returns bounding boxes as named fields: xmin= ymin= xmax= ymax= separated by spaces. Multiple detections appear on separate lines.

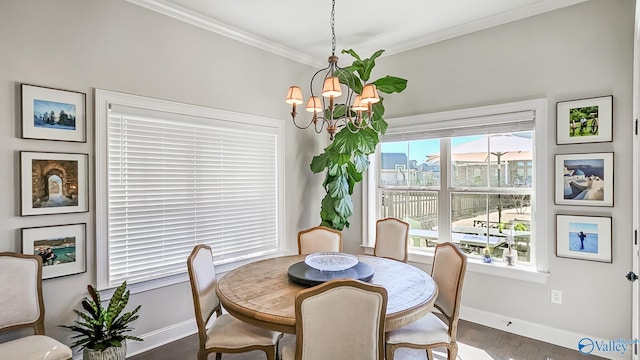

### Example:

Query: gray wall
xmin=365 ymin=0 xmax=633 ymax=341
xmin=0 ymin=0 xmax=634 ymax=354
xmin=0 ymin=0 xmax=325 ymax=351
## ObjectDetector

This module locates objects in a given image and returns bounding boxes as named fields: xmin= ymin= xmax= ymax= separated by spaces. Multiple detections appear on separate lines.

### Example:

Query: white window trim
xmin=94 ymin=89 xmax=287 ymax=292
xmin=363 ymin=98 xmax=549 ymax=283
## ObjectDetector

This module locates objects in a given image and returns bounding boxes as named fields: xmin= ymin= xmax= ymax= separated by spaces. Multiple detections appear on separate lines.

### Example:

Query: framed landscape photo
xmin=20 ymin=151 xmax=89 ymax=216
xmin=21 ymin=84 xmax=86 ymax=142
xmin=555 ymin=152 xmax=613 ymax=207
xmin=556 ymin=95 xmax=612 ymax=145
xmin=22 ymin=223 xmax=86 ymax=279
xmin=556 ymin=214 xmax=612 ymax=263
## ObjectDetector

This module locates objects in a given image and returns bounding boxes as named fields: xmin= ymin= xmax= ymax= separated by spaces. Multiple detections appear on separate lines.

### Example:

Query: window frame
xmin=363 ymin=99 xmax=549 ymax=282
xmin=94 ymin=89 xmax=287 ymax=292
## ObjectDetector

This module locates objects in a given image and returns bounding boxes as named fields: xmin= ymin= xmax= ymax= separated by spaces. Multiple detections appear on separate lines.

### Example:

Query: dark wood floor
xmin=129 ymin=320 xmax=606 ymax=360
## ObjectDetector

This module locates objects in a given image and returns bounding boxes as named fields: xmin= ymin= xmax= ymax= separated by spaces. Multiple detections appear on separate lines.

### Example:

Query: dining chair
xmin=279 ymin=278 xmax=387 ymax=360
xmin=0 ymin=252 xmax=73 ymax=360
xmin=374 ymin=217 xmax=410 ymax=262
xmin=297 ymin=226 xmax=343 ymax=254
xmin=385 ymin=242 xmax=467 ymax=360
xmin=187 ymin=245 xmax=281 ymax=360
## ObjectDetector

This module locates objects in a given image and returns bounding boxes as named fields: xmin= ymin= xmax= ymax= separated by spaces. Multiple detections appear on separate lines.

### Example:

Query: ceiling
xmin=128 ymin=0 xmax=588 ymax=67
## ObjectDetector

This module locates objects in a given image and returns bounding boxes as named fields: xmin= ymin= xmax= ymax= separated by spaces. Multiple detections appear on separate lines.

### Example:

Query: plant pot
xmin=83 ymin=343 xmax=127 ymax=360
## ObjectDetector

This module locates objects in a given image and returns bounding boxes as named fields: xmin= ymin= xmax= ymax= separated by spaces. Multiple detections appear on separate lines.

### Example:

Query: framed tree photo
xmin=21 ymin=84 xmax=86 ymax=142
xmin=556 ymin=95 xmax=612 ymax=145
xmin=555 ymin=152 xmax=613 ymax=207
xmin=556 ymin=214 xmax=612 ymax=263
xmin=20 ymin=151 xmax=89 ymax=216
xmin=22 ymin=223 xmax=87 ymax=279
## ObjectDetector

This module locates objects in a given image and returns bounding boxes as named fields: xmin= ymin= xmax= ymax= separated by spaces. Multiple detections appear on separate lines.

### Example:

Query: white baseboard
xmin=460 ymin=306 xmax=630 ymax=360
xmin=72 ymin=319 xmax=197 ymax=360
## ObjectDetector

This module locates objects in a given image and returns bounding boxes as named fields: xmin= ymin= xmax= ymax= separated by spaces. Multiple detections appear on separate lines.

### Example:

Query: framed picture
xmin=555 ymin=152 xmax=613 ymax=207
xmin=556 ymin=214 xmax=612 ymax=263
xmin=22 ymin=223 xmax=87 ymax=279
xmin=556 ymin=95 xmax=612 ymax=145
xmin=21 ymin=84 xmax=86 ymax=142
xmin=20 ymin=151 xmax=89 ymax=216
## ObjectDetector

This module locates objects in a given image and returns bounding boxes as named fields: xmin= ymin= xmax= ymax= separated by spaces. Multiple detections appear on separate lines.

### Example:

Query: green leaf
xmin=361 ymin=50 xmax=384 ymax=82
xmin=328 ymin=175 xmax=349 ymax=198
xmin=355 ymin=128 xmax=378 ymax=154
xmin=331 ymin=130 xmax=360 ymax=154
xmin=353 ymin=154 xmax=370 ymax=173
xmin=372 ymin=76 xmax=408 ymax=94
xmin=310 ymin=153 xmax=330 ymax=173
xmin=334 ymin=196 xmax=353 ymax=217
xmin=335 ymin=68 xmax=362 ymax=94
xmin=341 ymin=49 xmax=362 ymax=61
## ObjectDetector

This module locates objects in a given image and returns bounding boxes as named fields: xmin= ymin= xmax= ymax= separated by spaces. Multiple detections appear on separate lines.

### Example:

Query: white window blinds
xmin=103 ymin=102 xmax=282 ymax=287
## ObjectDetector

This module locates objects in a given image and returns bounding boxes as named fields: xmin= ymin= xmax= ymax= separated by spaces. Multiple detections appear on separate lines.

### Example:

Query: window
xmin=95 ymin=90 xmax=285 ymax=290
xmin=367 ymin=99 xmax=547 ymax=272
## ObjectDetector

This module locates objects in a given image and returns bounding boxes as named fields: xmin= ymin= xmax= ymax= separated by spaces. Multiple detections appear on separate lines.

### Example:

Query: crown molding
xmin=128 ymin=0 xmax=588 ymax=65
xmin=384 ymin=0 xmax=590 ymax=56
xmin=126 ymin=0 xmax=324 ymax=67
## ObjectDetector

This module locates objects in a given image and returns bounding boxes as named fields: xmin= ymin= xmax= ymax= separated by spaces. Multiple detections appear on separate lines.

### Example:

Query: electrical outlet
xmin=551 ymin=289 xmax=562 ymax=304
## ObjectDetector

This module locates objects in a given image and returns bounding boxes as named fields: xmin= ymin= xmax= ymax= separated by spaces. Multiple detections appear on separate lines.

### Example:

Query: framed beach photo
xmin=22 ymin=223 xmax=87 ymax=279
xmin=20 ymin=151 xmax=89 ymax=216
xmin=556 ymin=95 xmax=612 ymax=145
xmin=556 ymin=215 xmax=612 ymax=263
xmin=21 ymin=84 xmax=86 ymax=142
xmin=555 ymin=152 xmax=613 ymax=207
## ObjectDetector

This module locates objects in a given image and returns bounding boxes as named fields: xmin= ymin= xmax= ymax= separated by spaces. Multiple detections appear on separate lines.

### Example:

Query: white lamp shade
xmin=361 ymin=84 xmax=380 ymax=104
xmin=305 ymin=96 xmax=323 ymax=113
xmin=285 ymin=86 xmax=304 ymax=105
xmin=322 ymin=77 xmax=342 ymax=98
xmin=352 ymin=95 xmax=367 ymax=111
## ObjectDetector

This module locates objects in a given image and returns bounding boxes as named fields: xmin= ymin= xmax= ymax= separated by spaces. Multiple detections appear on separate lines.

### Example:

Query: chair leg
xmin=448 ymin=344 xmax=459 ymax=360
xmin=385 ymin=344 xmax=396 ymax=360
xmin=216 ymin=352 xmax=222 ymax=360
xmin=265 ymin=345 xmax=276 ymax=360
xmin=197 ymin=350 xmax=206 ymax=360
xmin=426 ymin=349 xmax=434 ymax=360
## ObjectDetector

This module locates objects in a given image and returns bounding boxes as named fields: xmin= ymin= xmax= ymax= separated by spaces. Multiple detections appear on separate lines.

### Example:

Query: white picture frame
xmin=20 ymin=151 xmax=89 ymax=216
xmin=555 ymin=152 xmax=613 ymax=207
xmin=22 ymin=223 xmax=87 ymax=279
xmin=21 ymin=84 xmax=86 ymax=142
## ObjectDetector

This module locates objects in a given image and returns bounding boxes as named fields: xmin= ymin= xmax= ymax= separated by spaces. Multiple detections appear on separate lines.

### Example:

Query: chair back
xmin=187 ymin=245 xmax=220 ymax=346
xmin=294 ymin=279 xmax=387 ymax=360
xmin=374 ymin=218 xmax=409 ymax=262
xmin=0 ymin=252 xmax=45 ymax=335
xmin=297 ymin=226 xmax=342 ymax=255
xmin=431 ymin=242 xmax=467 ymax=337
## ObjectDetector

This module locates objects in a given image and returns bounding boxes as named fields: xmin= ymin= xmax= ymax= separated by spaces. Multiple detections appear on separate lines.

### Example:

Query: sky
xmin=381 ymin=132 xmax=533 ymax=163
xmin=568 ymin=221 xmax=598 ymax=234
xmin=34 ymin=99 xmax=76 ymax=116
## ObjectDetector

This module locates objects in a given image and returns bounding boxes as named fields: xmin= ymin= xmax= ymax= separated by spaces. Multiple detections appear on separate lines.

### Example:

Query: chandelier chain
xmin=330 ymin=0 xmax=336 ymax=56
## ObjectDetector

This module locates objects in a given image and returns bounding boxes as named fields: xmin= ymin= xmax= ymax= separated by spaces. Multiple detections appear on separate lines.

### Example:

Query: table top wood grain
xmin=216 ymin=254 xmax=438 ymax=334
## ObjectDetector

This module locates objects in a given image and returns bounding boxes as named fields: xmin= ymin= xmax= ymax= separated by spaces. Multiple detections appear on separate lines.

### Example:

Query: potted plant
xmin=61 ymin=281 xmax=142 ymax=360
xmin=310 ymin=49 xmax=408 ymax=230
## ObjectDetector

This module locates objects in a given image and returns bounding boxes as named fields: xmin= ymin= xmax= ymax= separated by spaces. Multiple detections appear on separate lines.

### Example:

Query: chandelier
xmin=285 ymin=0 xmax=380 ymax=140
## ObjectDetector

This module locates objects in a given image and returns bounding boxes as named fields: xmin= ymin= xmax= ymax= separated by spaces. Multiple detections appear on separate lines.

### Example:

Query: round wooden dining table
xmin=216 ymin=254 xmax=438 ymax=334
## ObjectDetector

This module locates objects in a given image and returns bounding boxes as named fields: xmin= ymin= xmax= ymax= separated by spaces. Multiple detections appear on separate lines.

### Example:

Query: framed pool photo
xmin=20 ymin=151 xmax=89 ymax=216
xmin=21 ymin=84 xmax=86 ymax=142
xmin=556 ymin=214 xmax=612 ymax=263
xmin=556 ymin=95 xmax=612 ymax=145
xmin=22 ymin=223 xmax=87 ymax=279
xmin=554 ymin=152 xmax=613 ymax=207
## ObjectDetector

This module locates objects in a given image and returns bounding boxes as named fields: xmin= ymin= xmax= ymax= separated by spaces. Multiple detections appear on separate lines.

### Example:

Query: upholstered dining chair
xmin=385 ymin=242 xmax=467 ymax=360
xmin=0 ymin=252 xmax=73 ymax=360
xmin=297 ymin=226 xmax=343 ymax=255
xmin=187 ymin=245 xmax=281 ymax=360
xmin=374 ymin=217 xmax=410 ymax=262
xmin=279 ymin=278 xmax=387 ymax=360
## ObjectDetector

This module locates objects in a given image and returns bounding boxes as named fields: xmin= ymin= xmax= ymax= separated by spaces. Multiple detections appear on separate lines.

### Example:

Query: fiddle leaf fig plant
xmin=310 ymin=49 xmax=407 ymax=230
